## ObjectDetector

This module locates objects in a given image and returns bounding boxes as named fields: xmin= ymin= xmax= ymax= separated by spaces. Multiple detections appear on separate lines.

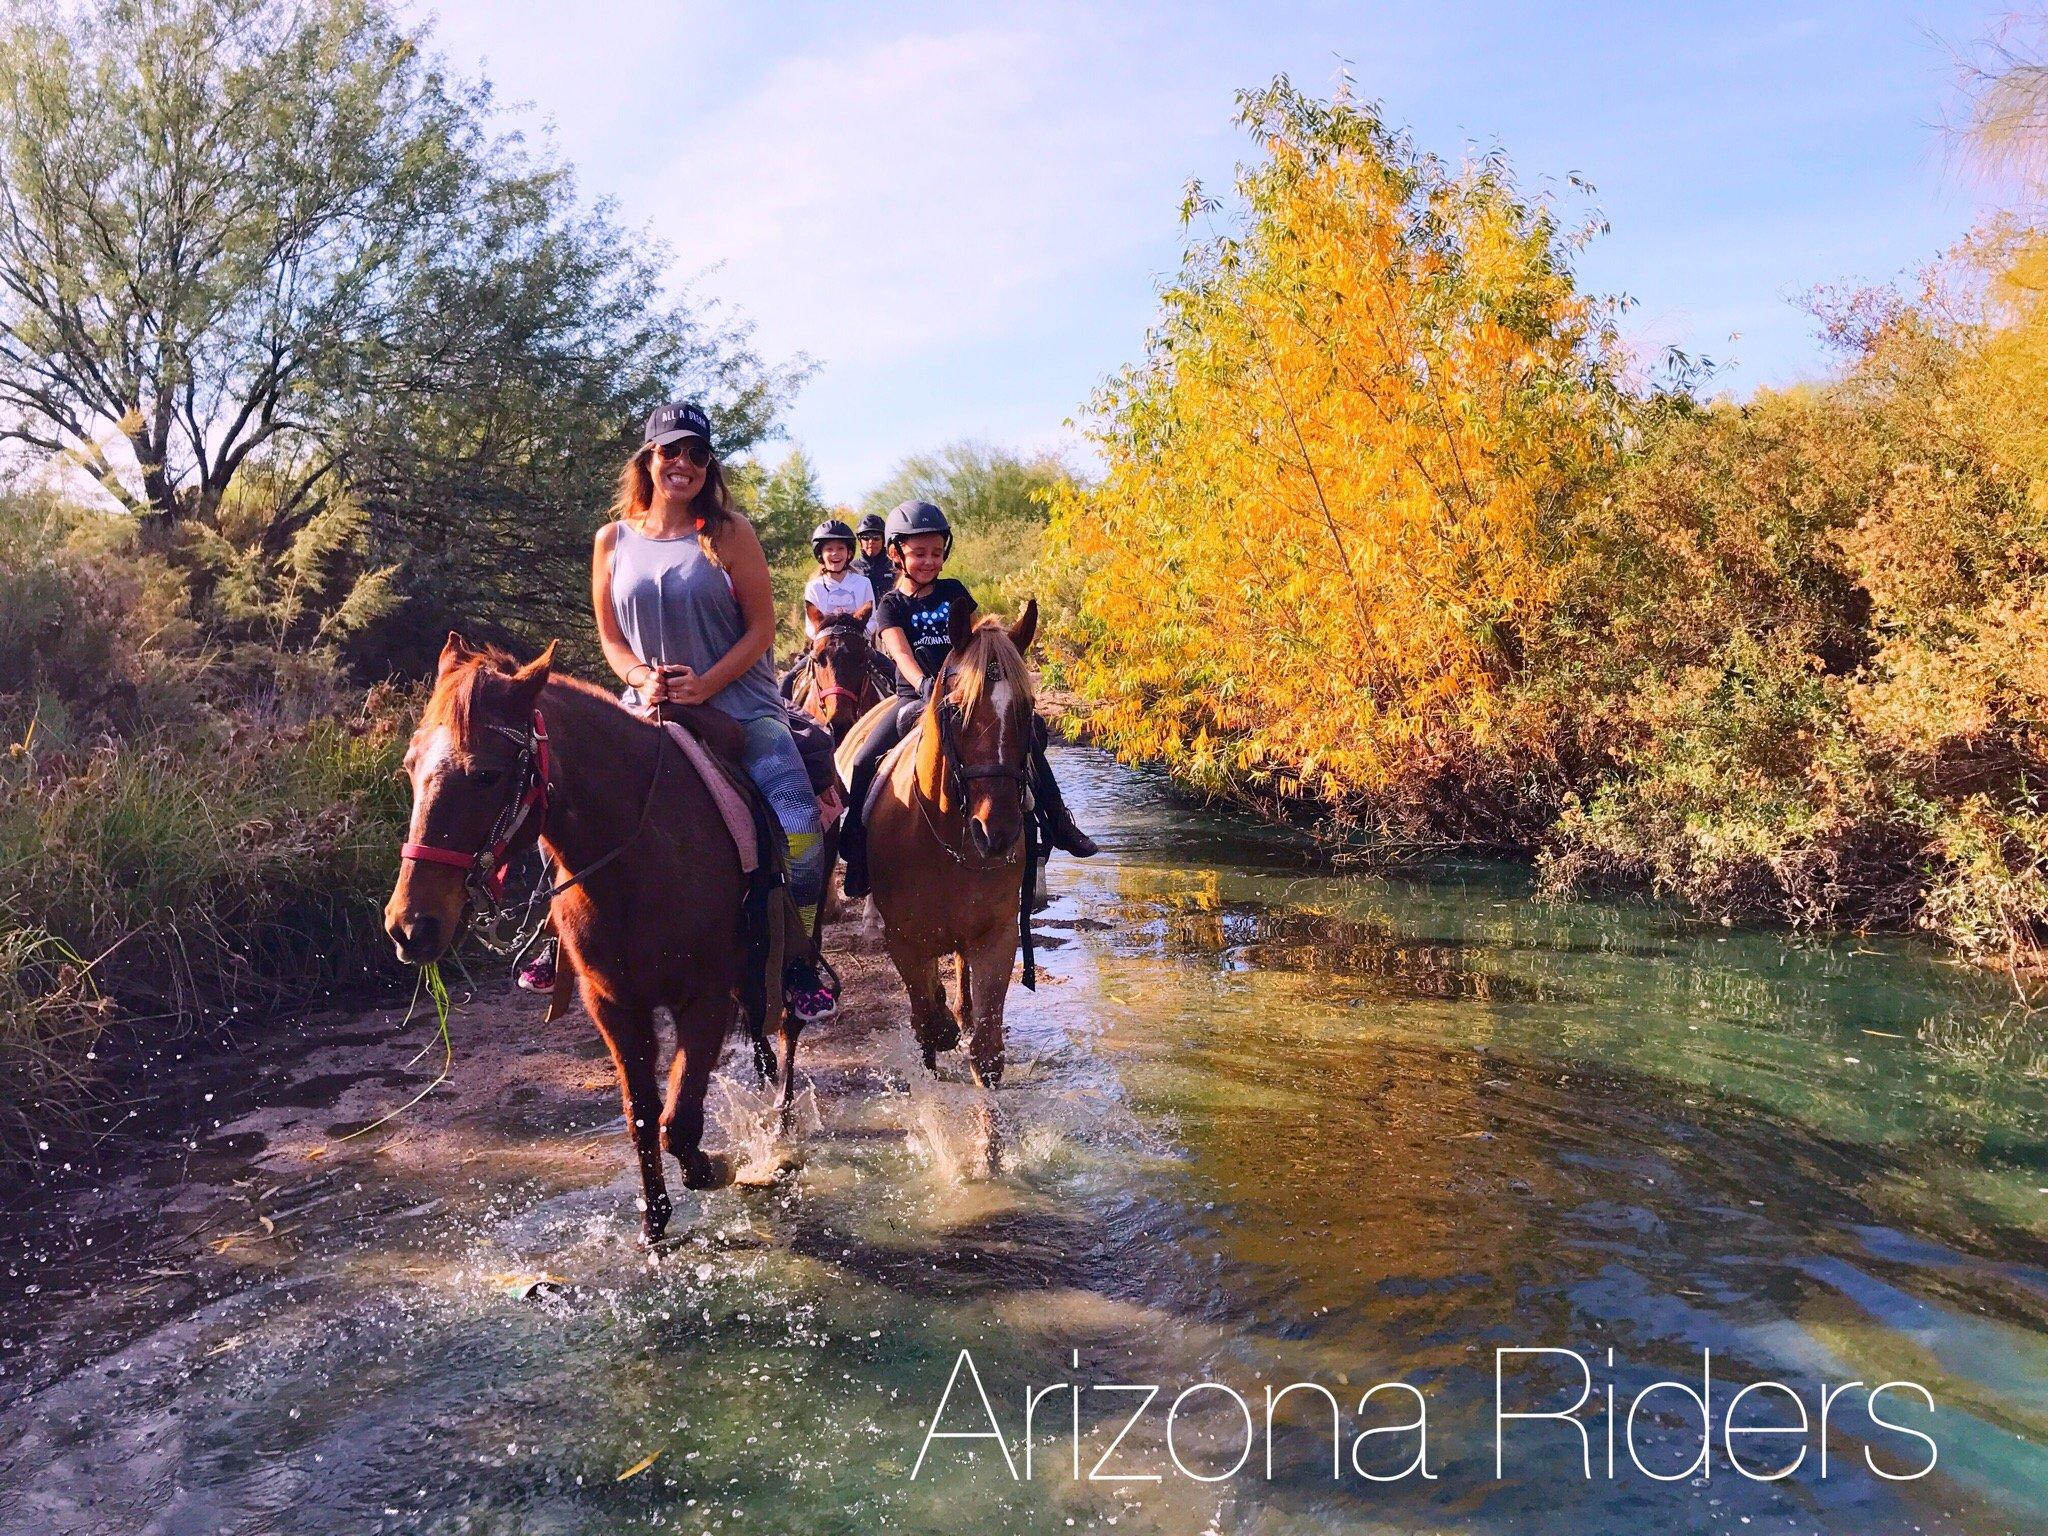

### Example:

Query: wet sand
xmin=0 ymin=906 xmax=917 ymax=1404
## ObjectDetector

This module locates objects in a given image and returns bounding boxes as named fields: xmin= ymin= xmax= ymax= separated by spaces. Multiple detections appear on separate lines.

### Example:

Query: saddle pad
xmin=663 ymin=721 xmax=760 ymax=875
xmin=862 ymin=723 xmax=922 ymax=824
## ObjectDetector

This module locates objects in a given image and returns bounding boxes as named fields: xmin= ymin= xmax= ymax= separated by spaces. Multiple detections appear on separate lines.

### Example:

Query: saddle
xmin=549 ymin=703 xmax=808 ymax=1066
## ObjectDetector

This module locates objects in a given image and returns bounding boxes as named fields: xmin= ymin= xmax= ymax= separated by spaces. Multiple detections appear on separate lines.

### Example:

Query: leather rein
xmin=911 ymin=688 xmax=1032 ymax=867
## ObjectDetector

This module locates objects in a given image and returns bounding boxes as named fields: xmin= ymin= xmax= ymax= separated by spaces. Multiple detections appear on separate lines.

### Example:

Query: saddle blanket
xmin=663 ymin=721 xmax=761 ymax=875
xmin=863 ymin=723 xmax=922 ymax=825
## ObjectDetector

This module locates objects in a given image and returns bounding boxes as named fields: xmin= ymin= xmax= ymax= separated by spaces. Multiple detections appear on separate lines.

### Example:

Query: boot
xmin=1030 ymin=734 xmax=1098 ymax=857
xmin=839 ymin=813 xmax=871 ymax=899
xmin=1037 ymin=797 xmax=1099 ymax=858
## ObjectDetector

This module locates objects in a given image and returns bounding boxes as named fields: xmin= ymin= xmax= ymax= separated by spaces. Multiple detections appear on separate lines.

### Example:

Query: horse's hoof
xmin=971 ymin=1058 xmax=1004 ymax=1090
xmin=919 ymin=1013 xmax=960 ymax=1057
xmin=683 ymin=1150 xmax=733 ymax=1190
xmin=640 ymin=1205 xmax=672 ymax=1246
xmin=921 ymin=1045 xmax=938 ymax=1074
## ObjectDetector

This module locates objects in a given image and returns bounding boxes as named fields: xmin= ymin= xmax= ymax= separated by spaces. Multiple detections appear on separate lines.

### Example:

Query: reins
xmin=908 ymin=693 xmax=1030 ymax=868
xmin=915 ymin=693 xmax=1042 ymax=991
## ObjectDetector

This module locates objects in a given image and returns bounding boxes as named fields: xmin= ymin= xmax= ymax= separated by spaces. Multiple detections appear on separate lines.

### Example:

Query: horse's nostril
xmin=968 ymin=819 xmax=993 ymax=856
xmin=392 ymin=913 xmax=441 ymax=961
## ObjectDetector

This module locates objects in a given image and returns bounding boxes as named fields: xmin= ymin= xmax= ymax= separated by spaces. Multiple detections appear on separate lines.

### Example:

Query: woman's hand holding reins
xmin=662 ymin=666 xmax=714 ymax=706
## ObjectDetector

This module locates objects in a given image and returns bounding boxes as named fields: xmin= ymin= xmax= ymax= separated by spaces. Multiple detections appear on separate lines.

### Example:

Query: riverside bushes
xmin=0 ymin=490 xmax=409 ymax=1162
xmin=1047 ymin=78 xmax=2048 ymax=966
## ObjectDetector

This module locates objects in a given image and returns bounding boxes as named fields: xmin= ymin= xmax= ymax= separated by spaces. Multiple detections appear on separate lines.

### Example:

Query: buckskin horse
xmin=836 ymin=600 xmax=1039 ymax=1087
xmin=795 ymin=615 xmax=883 ymax=743
xmin=384 ymin=634 xmax=787 ymax=1243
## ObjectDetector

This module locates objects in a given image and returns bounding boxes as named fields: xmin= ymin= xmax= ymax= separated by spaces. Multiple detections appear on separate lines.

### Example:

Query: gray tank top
xmin=609 ymin=520 xmax=781 ymax=721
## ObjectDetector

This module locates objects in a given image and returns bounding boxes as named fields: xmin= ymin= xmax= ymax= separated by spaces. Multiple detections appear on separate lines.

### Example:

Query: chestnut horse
xmin=795 ymin=615 xmax=883 ymax=742
xmin=836 ymin=601 xmax=1039 ymax=1086
xmin=384 ymin=634 xmax=769 ymax=1243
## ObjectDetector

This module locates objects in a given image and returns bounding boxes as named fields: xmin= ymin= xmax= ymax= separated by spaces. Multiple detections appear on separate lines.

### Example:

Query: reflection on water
xmin=3 ymin=746 xmax=2048 ymax=1533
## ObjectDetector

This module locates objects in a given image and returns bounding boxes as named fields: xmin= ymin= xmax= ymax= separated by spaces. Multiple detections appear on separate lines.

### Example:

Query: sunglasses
xmin=651 ymin=438 xmax=712 ymax=467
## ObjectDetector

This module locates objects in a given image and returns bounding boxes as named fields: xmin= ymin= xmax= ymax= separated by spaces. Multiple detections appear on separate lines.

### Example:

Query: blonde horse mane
xmin=946 ymin=617 xmax=1036 ymax=723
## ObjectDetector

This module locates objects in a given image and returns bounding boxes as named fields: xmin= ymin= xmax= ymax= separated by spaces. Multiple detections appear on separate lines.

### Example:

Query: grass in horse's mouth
xmin=336 ymin=961 xmax=454 ymax=1143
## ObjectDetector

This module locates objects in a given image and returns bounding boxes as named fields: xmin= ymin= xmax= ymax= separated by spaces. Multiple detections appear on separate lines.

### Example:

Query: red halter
xmin=400 ymin=712 xmax=553 ymax=903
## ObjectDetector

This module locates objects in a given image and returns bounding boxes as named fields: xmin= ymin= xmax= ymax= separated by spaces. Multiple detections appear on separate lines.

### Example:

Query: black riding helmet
xmin=855 ymin=512 xmax=887 ymax=538
xmin=884 ymin=499 xmax=953 ymax=557
xmin=810 ymin=517 xmax=856 ymax=560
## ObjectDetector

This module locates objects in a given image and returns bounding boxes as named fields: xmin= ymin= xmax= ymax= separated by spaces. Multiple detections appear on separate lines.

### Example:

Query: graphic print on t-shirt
xmin=905 ymin=595 xmax=954 ymax=657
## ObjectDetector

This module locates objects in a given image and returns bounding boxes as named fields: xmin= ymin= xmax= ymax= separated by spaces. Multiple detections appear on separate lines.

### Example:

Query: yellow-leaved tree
xmin=1046 ymin=79 xmax=1622 ymax=839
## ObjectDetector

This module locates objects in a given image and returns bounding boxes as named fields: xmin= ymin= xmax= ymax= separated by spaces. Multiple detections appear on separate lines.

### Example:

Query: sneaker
xmin=784 ymin=958 xmax=839 ymax=1023
xmin=516 ymin=944 xmax=557 ymax=993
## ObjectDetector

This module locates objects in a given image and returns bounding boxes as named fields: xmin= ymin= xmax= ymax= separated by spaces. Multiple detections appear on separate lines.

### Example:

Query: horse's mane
xmin=947 ymin=618 xmax=1035 ymax=721
xmin=421 ymin=644 xmax=630 ymax=750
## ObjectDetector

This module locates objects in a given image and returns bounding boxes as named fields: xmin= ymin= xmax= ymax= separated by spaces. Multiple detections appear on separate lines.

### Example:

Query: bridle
xmin=400 ymin=713 xmax=553 ymax=906
xmin=922 ymin=669 xmax=1045 ymax=991
xmin=934 ymin=697 xmax=1029 ymax=804
xmin=399 ymin=708 xmax=665 ymax=913
xmin=916 ymin=666 xmax=1032 ymax=868
xmin=809 ymin=626 xmax=872 ymax=711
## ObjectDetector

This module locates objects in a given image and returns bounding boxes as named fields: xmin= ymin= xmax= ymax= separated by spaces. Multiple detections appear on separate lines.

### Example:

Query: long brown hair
xmin=610 ymin=440 xmax=735 ymax=533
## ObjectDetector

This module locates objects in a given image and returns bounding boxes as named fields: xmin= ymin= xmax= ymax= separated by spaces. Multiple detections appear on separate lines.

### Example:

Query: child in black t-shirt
xmin=839 ymin=500 xmax=1096 ymax=899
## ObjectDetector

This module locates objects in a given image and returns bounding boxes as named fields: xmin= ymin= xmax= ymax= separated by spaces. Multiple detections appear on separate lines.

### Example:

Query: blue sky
xmin=422 ymin=1 xmax=2009 ymax=502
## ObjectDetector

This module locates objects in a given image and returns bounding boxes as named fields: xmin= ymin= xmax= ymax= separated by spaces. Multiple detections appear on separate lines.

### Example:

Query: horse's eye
xmin=475 ymin=768 xmax=506 ymax=788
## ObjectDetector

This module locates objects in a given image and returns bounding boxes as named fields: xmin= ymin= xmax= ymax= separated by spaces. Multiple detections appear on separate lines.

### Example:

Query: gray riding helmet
xmin=884 ymin=499 xmax=953 ymax=557
xmin=854 ymin=512 xmax=887 ymax=538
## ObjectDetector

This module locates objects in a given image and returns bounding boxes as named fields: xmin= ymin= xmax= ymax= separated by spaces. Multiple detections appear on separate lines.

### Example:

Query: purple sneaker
xmin=516 ymin=944 xmax=557 ymax=993
xmin=784 ymin=958 xmax=838 ymax=1023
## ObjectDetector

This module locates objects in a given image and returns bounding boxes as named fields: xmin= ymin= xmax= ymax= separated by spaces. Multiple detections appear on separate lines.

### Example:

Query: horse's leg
xmin=587 ymin=994 xmax=671 ymax=1242
xmin=662 ymin=991 xmax=734 ymax=1191
xmin=962 ymin=925 xmax=1019 ymax=1089
xmin=885 ymin=932 xmax=956 ymax=1073
xmin=955 ymin=947 xmax=974 ymax=1064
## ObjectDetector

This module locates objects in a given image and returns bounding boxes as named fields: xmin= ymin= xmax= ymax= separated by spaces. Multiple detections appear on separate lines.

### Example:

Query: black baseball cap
xmin=644 ymin=401 xmax=712 ymax=448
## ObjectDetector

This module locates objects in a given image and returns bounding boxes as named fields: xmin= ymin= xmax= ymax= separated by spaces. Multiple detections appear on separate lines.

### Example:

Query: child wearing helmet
xmin=838 ymin=499 xmax=1097 ymax=899
xmin=802 ymin=518 xmax=874 ymax=637
xmin=780 ymin=518 xmax=875 ymax=699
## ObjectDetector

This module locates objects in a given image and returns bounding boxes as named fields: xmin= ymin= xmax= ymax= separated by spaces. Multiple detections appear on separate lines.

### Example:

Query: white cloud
xmin=640 ymin=15 xmax=1205 ymax=369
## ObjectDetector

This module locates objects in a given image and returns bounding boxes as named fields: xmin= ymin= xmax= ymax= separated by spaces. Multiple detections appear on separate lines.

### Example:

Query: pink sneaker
xmin=784 ymin=958 xmax=838 ymax=1022
xmin=516 ymin=945 xmax=557 ymax=993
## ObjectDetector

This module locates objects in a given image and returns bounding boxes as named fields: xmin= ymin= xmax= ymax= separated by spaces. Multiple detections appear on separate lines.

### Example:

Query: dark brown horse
xmin=795 ymin=616 xmax=883 ymax=743
xmin=835 ymin=601 xmax=1039 ymax=1086
xmin=384 ymin=634 xmax=766 ymax=1243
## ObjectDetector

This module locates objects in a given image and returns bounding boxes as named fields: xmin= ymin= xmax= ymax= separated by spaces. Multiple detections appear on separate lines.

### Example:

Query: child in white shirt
xmin=802 ymin=521 xmax=874 ymax=637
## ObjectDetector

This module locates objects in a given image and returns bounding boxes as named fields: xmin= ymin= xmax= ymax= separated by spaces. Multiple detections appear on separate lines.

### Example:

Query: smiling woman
xmin=588 ymin=403 xmax=836 ymax=1024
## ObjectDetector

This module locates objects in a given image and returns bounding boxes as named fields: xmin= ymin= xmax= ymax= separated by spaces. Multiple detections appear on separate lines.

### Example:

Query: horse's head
xmin=384 ymin=632 xmax=554 ymax=965
xmin=932 ymin=599 xmax=1039 ymax=859
xmin=809 ymin=616 xmax=872 ymax=740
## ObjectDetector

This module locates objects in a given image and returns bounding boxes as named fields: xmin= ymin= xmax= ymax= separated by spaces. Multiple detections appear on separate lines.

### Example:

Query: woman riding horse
xmin=837 ymin=499 xmax=1096 ymax=899
xmin=595 ymin=402 xmax=837 ymax=1023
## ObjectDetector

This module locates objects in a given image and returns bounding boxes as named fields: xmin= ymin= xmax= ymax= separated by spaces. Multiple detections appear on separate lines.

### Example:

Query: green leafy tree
xmin=860 ymin=440 xmax=1076 ymax=527
xmin=755 ymin=446 xmax=828 ymax=565
xmin=0 ymin=0 xmax=801 ymax=672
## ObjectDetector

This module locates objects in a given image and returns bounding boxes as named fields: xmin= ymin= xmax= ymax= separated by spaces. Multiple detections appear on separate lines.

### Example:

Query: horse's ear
xmin=1007 ymin=598 xmax=1039 ymax=656
xmin=436 ymin=630 xmax=475 ymax=679
xmin=507 ymin=641 xmax=555 ymax=706
xmin=947 ymin=599 xmax=976 ymax=654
